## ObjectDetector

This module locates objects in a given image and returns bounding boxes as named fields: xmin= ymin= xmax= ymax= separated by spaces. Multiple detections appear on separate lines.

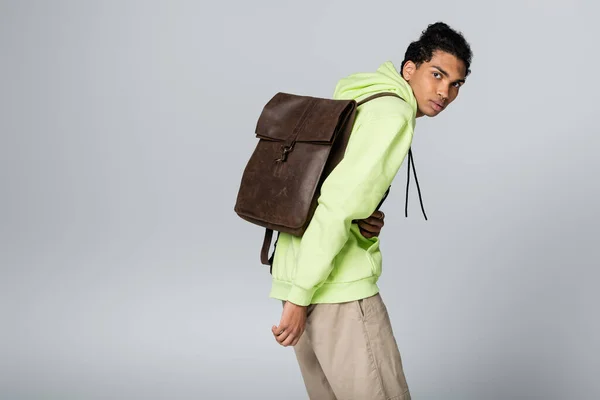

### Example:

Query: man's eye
xmin=452 ymin=82 xmax=462 ymax=88
xmin=433 ymin=72 xmax=441 ymax=79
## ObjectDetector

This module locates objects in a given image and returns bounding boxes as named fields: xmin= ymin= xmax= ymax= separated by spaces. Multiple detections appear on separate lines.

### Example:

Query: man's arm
xmin=286 ymin=113 xmax=414 ymax=306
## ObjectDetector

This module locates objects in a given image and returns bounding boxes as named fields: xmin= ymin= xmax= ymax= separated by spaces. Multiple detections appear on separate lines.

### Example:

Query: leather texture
xmin=234 ymin=92 xmax=403 ymax=265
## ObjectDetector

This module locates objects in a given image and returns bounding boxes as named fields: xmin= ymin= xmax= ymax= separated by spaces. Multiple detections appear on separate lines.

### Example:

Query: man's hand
xmin=272 ymin=301 xmax=307 ymax=347
xmin=356 ymin=210 xmax=385 ymax=238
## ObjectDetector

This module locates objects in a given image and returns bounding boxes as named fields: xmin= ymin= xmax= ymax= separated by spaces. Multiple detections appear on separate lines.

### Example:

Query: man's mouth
xmin=430 ymin=100 xmax=445 ymax=112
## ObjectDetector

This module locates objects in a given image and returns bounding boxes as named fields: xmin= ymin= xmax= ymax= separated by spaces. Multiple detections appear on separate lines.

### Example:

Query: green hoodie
xmin=269 ymin=61 xmax=418 ymax=306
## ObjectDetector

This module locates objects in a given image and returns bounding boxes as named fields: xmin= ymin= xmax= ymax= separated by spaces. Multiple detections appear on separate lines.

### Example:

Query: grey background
xmin=1 ymin=0 xmax=598 ymax=399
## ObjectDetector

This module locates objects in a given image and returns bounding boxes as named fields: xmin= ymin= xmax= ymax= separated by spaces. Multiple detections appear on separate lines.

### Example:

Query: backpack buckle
xmin=275 ymin=144 xmax=294 ymax=162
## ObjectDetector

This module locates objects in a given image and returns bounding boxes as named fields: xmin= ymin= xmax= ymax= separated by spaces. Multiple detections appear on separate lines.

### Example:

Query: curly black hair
xmin=401 ymin=22 xmax=473 ymax=77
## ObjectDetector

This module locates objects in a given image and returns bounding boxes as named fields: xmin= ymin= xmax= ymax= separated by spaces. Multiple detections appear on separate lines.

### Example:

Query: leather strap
xmin=261 ymin=228 xmax=274 ymax=265
xmin=357 ymin=92 xmax=403 ymax=106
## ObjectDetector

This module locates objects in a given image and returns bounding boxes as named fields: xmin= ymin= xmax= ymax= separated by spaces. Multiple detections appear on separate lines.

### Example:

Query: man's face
xmin=402 ymin=50 xmax=467 ymax=118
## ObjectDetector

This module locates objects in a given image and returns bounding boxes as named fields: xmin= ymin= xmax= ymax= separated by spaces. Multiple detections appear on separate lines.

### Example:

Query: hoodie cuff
xmin=287 ymin=284 xmax=317 ymax=307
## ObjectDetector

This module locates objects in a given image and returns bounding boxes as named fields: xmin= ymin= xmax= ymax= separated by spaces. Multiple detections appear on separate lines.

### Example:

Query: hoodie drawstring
xmin=405 ymin=148 xmax=428 ymax=220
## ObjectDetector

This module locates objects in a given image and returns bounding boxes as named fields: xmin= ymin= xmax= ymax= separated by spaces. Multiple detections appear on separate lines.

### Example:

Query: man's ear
xmin=402 ymin=60 xmax=416 ymax=81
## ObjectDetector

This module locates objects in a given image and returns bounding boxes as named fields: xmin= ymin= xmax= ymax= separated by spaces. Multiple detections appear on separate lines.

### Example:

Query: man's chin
xmin=427 ymin=105 xmax=444 ymax=117
xmin=421 ymin=109 xmax=440 ymax=118
xmin=417 ymin=105 xmax=442 ymax=118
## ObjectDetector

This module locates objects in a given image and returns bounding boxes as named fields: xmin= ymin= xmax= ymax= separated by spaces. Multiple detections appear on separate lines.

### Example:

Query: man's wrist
xmin=286 ymin=300 xmax=308 ymax=308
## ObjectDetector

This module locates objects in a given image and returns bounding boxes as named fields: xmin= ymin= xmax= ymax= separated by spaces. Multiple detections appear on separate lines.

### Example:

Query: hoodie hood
xmin=333 ymin=61 xmax=417 ymax=119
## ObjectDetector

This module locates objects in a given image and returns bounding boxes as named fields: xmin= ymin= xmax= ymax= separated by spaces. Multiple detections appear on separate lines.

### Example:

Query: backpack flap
xmin=255 ymin=92 xmax=355 ymax=145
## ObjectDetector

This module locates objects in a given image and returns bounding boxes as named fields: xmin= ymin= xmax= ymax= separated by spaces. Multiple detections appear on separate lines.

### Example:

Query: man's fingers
xmin=272 ymin=323 xmax=303 ymax=346
xmin=273 ymin=323 xmax=295 ymax=343
xmin=272 ymin=325 xmax=286 ymax=337
xmin=362 ymin=217 xmax=384 ymax=227
xmin=358 ymin=226 xmax=378 ymax=236
xmin=276 ymin=330 xmax=292 ymax=344
xmin=281 ymin=333 xmax=297 ymax=347
xmin=364 ymin=217 xmax=380 ymax=225
xmin=272 ymin=325 xmax=282 ymax=335
xmin=272 ymin=324 xmax=285 ymax=334
xmin=371 ymin=210 xmax=385 ymax=219
xmin=358 ymin=220 xmax=381 ymax=233
xmin=282 ymin=329 xmax=303 ymax=347
xmin=360 ymin=229 xmax=375 ymax=238
xmin=358 ymin=221 xmax=377 ymax=232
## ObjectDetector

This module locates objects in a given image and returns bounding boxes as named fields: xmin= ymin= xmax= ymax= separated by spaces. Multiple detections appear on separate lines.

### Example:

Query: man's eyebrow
xmin=432 ymin=65 xmax=466 ymax=84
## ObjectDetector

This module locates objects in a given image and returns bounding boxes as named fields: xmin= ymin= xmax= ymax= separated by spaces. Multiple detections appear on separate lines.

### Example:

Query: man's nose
xmin=438 ymin=86 xmax=449 ymax=101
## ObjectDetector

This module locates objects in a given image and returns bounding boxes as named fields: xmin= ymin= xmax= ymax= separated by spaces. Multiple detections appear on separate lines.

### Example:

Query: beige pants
xmin=286 ymin=293 xmax=411 ymax=400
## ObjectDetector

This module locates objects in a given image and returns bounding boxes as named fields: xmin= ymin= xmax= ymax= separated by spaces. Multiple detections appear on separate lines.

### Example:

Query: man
xmin=269 ymin=22 xmax=473 ymax=399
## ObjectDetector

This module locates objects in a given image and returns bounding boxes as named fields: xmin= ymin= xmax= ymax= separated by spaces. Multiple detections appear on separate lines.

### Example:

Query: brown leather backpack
xmin=234 ymin=91 xmax=426 ymax=266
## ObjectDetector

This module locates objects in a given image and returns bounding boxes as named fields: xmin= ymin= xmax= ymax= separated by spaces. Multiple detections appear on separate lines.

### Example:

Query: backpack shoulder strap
xmin=357 ymin=92 xmax=404 ymax=106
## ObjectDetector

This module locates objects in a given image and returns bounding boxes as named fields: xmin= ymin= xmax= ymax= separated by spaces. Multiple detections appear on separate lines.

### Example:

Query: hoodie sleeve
xmin=286 ymin=112 xmax=414 ymax=306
